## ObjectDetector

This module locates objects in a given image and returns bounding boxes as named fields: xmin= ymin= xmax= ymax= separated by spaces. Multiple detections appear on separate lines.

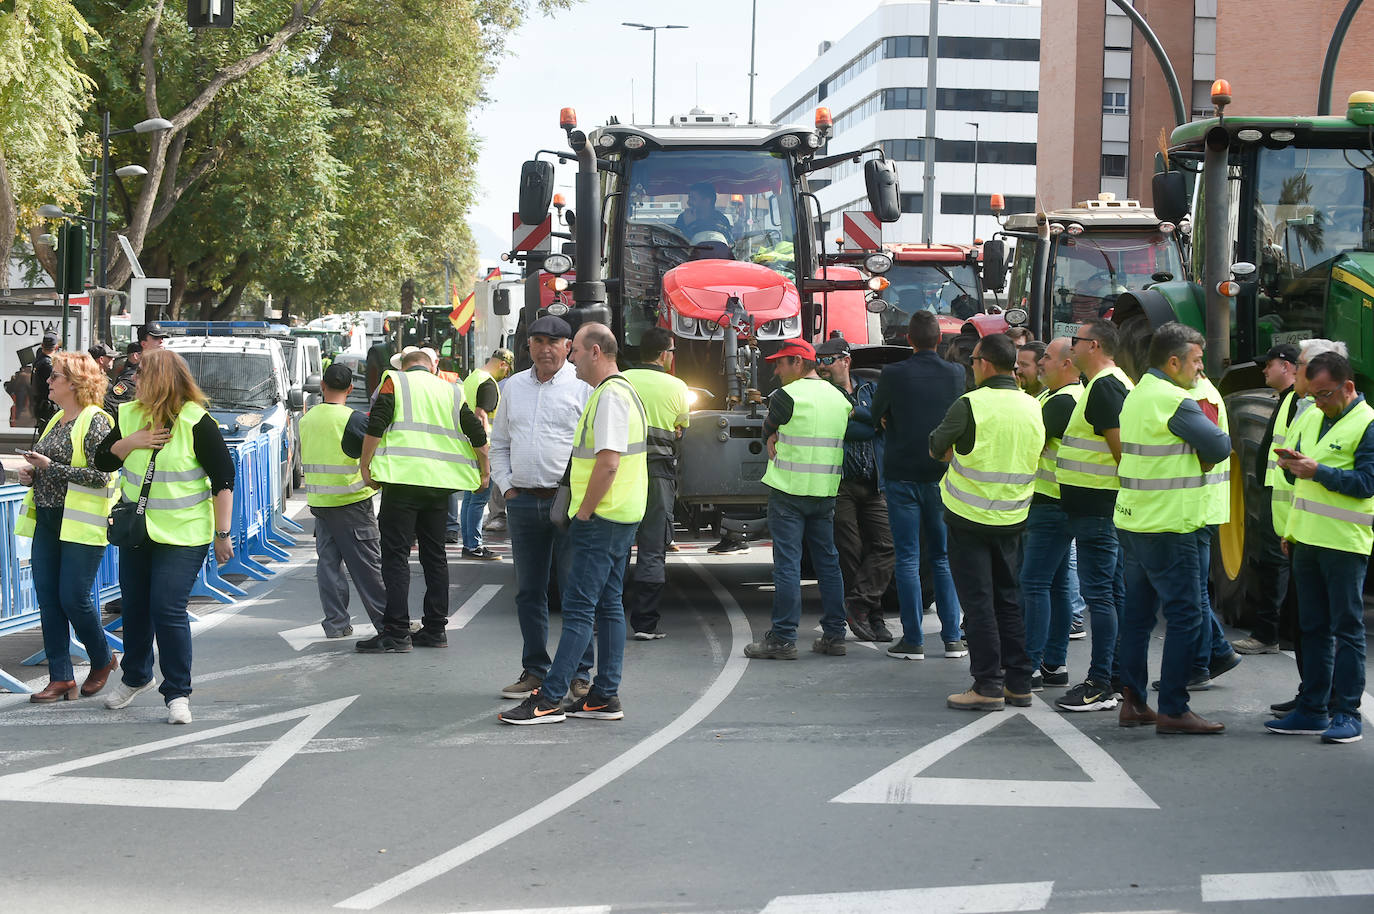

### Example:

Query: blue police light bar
xmin=159 ymin=321 xmax=290 ymax=337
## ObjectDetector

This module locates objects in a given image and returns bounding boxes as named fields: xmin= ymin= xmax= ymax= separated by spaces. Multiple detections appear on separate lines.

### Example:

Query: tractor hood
xmin=662 ymin=260 xmax=801 ymax=329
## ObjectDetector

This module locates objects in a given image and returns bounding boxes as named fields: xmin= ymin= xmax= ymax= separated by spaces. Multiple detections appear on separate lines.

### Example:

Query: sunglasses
xmin=817 ymin=354 xmax=843 ymax=365
xmin=1071 ymin=336 xmax=1096 ymax=346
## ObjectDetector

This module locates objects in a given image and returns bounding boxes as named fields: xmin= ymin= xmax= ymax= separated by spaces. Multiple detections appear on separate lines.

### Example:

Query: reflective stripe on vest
xmin=1113 ymin=372 xmax=1209 ymax=534
xmin=940 ymin=385 xmax=1044 ymax=526
xmin=371 ymin=370 xmax=481 ymax=490
xmin=1034 ymin=383 xmax=1082 ymax=500
xmin=119 ymin=400 xmax=214 ymax=546
xmin=1056 ymin=366 xmax=1133 ymax=490
xmin=569 ymin=375 xmax=649 ymax=523
xmin=624 ymin=367 xmax=692 ymax=461
xmin=14 ymin=405 xmax=117 ymax=546
xmin=1268 ymin=391 xmax=1314 ymax=536
xmin=1191 ymin=375 xmax=1232 ymax=526
xmin=1285 ymin=398 xmax=1374 ymax=555
xmin=761 ymin=377 xmax=852 ymax=497
xmin=300 ymin=402 xmax=372 ymax=508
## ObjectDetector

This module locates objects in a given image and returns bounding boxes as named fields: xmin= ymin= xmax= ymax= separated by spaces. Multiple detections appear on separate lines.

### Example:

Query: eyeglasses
xmin=817 ymin=354 xmax=842 ymax=365
xmin=1070 ymin=336 xmax=1096 ymax=346
xmin=1312 ymin=387 xmax=1343 ymax=401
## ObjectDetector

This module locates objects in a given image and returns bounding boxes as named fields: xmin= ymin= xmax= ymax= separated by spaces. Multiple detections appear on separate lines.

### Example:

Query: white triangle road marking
xmin=278 ymin=620 xmax=363 ymax=652
xmin=831 ymin=696 xmax=1158 ymax=809
xmin=276 ymin=583 xmax=502 ymax=649
xmin=761 ymin=881 xmax=1054 ymax=914
xmin=0 ymin=695 xmax=357 ymax=810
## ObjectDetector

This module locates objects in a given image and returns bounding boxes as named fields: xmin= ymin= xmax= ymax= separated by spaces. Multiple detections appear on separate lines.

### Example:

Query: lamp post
xmin=621 ymin=23 xmax=689 ymax=124
xmin=967 ymin=120 xmax=980 ymax=243
xmin=98 ymin=113 xmax=172 ymax=340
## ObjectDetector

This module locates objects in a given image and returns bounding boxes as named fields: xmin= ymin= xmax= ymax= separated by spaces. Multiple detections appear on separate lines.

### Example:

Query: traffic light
xmin=188 ymin=0 xmax=234 ymax=28
xmin=58 ymin=224 xmax=85 ymax=295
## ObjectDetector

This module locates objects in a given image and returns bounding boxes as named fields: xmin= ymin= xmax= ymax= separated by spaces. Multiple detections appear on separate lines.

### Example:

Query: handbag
xmin=108 ymin=450 xmax=157 ymax=548
xmin=549 ymin=461 xmax=572 ymax=531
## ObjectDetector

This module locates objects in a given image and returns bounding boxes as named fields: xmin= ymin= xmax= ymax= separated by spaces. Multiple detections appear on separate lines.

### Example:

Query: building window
xmin=881 ymin=87 xmax=927 ymax=110
xmin=825 ymin=41 xmax=883 ymax=96
xmin=934 ymin=88 xmax=1038 ymax=113
xmin=1103 ymin=91 xmax=1127 ymax=115
xmin=1101 ymin=154 xmax=1128 ymax=177
xmin=941 ymin=194 xmax=1035 ymax=216
xmin=883 ymin=35 xmax=929 ymax=59
xmin=900 ymin=193 xmax=925 ymax=214
xmin=936 ymin=36 xmax=1039 ymax=61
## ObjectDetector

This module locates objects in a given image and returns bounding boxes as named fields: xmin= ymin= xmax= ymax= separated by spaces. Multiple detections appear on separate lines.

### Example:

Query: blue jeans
xmin=32 ymin=507 xmax=111 ymax=682
xmin=1020 ymin=503 xmax=1074 ymax=669
xmin=506 ymin=492 xmax=592 ymax=681
xmin=460 ymin=485 xmax=492 ymax=550
xmin=1118 ymin=529 xmax=1204 ymax=716
xmin=767 ymin=490 xmax=847 ymax=642
xmin=1068 ymin=543 xmax=1086 ymax=626
xmin=1292 ymin=543 xmax=1367 ymax=717
xmin=541 ymin=514 xmax=637 ymax=701
xmin=886 ymin=479 xmax=962 ymax=645
xmin=1192 ymin=526 xmax=1234 ymax=674
xmin=117 ymin=539 xmax=206 ymax=702
xmin=1066 ymin=513 xmax=1124 ymax=685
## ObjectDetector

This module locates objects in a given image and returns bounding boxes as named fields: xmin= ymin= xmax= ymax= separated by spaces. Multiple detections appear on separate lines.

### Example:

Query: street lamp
xmin=967 ymin=121 xmax=981 ymax=243
xmin=98 ymin=113 xmax=172 ymax=339
xmin=621 ymin=23 xmax=688 ymax=125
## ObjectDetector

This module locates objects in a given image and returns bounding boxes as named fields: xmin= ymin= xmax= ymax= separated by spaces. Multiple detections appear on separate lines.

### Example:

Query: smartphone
xmin=1274 ymin=447 xmax=1300 ymax=460
xmin=13 ymin=448 xmax=31 ymax=456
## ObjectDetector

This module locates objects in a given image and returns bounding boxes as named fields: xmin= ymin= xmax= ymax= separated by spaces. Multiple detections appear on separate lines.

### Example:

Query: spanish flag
xmin=450 ymin=283 xmax=475 ymax=335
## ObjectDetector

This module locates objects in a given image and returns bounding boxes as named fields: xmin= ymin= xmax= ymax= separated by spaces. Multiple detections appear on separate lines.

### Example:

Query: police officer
xmin=138 ymin=321 xmax=169 ymax=351
xmin=31 ymin=331 xmax=59 ymax=429
xmin=623 ymin=326 xmax=690 ymax=640
xmin=1114 ymin=322 xmax=1231 ymax=734
xmin=743 ymin=338 xmax=853 ymax=660
xmin=104 ymin=342 xmax=141 ymax=415
xmin=932 ymin=332 xmax=1044 ymax=712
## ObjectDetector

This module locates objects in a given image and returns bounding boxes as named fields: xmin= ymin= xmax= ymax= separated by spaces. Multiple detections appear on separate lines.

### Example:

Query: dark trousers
xmin=378 ymin=488 xmax=450 ymax=636
xmin=1292 ymin=542 xmax=1367 ymax=717
xmin=946 ymin=519 xmax=1032 ymax=695
xmin=32 ymin=507 xmax=111 ymax=682
xmin=1117 ymin=529 xmax=1203 ymax=716
xmin=118 ymin=539 xmax=206 ymax=702
xmin=626 ymin=473 xmax=675 ymax=634
xmin=1250 ymin=497 xmax=1291 ymax=645
xmin=833 ymin=479 xmax=895 ymax=618
xmin=312 ymin=499 xmax=387 ymax=634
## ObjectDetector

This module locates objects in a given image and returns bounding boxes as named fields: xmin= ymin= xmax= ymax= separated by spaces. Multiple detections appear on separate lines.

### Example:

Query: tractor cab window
xmin=883 ymin=262 xmax=981 ymax=339
xmin=1049 ymin=231 xmax=1183 ymax=337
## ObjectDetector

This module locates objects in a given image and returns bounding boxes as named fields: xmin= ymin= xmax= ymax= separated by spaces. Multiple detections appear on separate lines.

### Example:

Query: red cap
xmin=765 ymin=339 xmax=817 ymax=361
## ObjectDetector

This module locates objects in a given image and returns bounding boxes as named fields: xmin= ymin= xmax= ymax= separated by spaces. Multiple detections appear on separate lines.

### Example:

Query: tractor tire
xmin=1211 ymin=389 xmax=1278 ymax=624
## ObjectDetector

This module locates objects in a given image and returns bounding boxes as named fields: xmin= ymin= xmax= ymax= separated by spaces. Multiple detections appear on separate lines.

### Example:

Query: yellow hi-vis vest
xmin=761 ymin=376 xmax=852 ymax=498
xmin=940 ymin=385 xmax=1044 ymax=525
xmin=1057 ymin=365 xmax=1133 ymax=490
xmin=300 ymin=403 xmax=371 ymax=508
xmin=1267 ymin=389 xmax=1314 ymax=536
xmin=623 ymin=366 xmax=690 ymax=462
xmin=569 ymin=375 xmax=649 ymax=523
xmin=463 ymin=368 xmax=496 ymax=420
xmin=1285 ymin=398 xmax=1374 ymax=555
xmin=1034 ymin=382 xmax=1083 ymax=500
xmin=15 ymin=405 xmax=117 ymax=546
xmin=119 ymin=401 xmax=214 ymax=546
xmin=371 ymin=369 xmax=481 ymax=491
xmin=1114 ymin=372 xmax=1218 ymax=534
xmin=1191 ymin=375 xmax=1232 ymax=526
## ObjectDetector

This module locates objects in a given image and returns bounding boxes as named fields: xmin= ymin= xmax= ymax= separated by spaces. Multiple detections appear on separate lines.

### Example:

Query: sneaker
xmin=167 ymin=697 xmax=192 ymax=725
xmin=498 ymin=690 xmax=565 ymax=725
xmin=570 ymin=678 xmax=591 ymax=701
xmin=1040 ymin=664 xmax=1070 ymax=688
xmin=355 ymin=632 xmax=413 ymax=653
xmin=632 ymin=630 xmax=667 ymax=641
xmin=1270 ymin=695 xmax=1299 ymax=715
xmin=325 ymin=625 xmax=355 ymax=639
xmin=812 ymin=633 xmax=847 ymax=656
xmin=886 ymin=639 xmax=924 ymax=660
xmin=1068 ymin=620 xmax=1087 ymax=640
xmin=1265 ymin=709 xmax=1331 ymax=736
xmin=461 ymin=546 xmax=501 ymax=561
xmin=846 ymin=612 xmax=876 ymax=642
xmin=443 ymin=530 xmax=462 ymax=544
xmin=1056 ymin=680 xmax=1118 ymax=712
xmin=943 ymin=640 xmax=969 ymax=659
xmin=500 ymin=671 xmax=542 ymax=699
xmin=744 ymin=631 xmax=798 ymax=660
xmin=869 ymin=616 xmax=894 ymax=643
xmin=410 ymin=629 xmax=448 ymax=648
xmin=1209 ymin=651 xmax=1243 ymax=680
xmin=1232 ymin=637 xmax=1279 ymax=655
xmin=707 ymin=536 xmax=750 ymax=555
xmin=948 ymin=688 xmax=1005 ymax=712
xmin=1152 ymin=672 xmax=1211 ymax=691
xmin=565 ymin=692 xmax=624 ymax=720
xmin=482 ymin=516 xmax=507 ymax=532
xmin=1030 ymin=670 xmax=1044 ymax=692
xmin=1321 ymin=712 xmax=1363 ymax=744
xmin=1004 ymin=686 xmax=1033 ymax=707
xmin=104 ymin=678 xmax=156 ymax=710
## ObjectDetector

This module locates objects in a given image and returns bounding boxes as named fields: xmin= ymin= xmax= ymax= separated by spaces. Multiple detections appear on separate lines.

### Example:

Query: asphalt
xmin=1 ymin=496 xmax=1372 ymax=914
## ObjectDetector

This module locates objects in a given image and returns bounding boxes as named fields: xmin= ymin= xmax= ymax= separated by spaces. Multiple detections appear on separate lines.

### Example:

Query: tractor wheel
xmin=1211 ymin=389 xmax=1278 ymax=624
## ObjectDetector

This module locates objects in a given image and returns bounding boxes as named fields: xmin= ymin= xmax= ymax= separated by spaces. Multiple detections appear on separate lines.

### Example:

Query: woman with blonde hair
xmin=15 ymin=352 xmax=118 ymax=702
xmin=94 ymin=348 xmax=235 ymax=724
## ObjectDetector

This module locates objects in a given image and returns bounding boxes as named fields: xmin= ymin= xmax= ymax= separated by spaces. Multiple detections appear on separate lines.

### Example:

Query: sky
xmin=469 ymin=0 xmax=849 ymax=266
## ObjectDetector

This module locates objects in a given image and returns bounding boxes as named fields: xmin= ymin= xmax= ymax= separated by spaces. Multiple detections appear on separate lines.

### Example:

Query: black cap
xmin=1263 ymin=342 xmax=1300 ymax=365
xmin=528 ymin=315 xmax=573 ymax=340
xmin=126 ymin=341 xmax=143 ymax=355
xmin=41 ymin=331 xmax=58 ymax=346
xmin=814 ymin=337 xmax=851 ymax=357
xmin=139 ymin=321 xmax=168 ymax=340
xmin=322 ymin=362 xmax=354 ymax=391
xmin=88 ymin=343 xmax=111 ymax=359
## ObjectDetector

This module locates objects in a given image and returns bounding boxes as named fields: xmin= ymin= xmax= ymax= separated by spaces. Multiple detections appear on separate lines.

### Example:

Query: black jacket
xmin=871 ymin=351 xmax=967 ymax=483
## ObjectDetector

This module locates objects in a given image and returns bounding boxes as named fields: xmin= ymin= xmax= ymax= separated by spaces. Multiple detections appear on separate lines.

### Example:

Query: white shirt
xmin=490 ymin=360 xmax=590 ymax=493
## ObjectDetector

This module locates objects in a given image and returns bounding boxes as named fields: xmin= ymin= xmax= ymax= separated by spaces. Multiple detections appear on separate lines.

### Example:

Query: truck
xmin=511 ymin=106 xmax=899 ymax=538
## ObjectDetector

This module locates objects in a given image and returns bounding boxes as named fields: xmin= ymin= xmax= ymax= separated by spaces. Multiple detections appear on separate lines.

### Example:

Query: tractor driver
xmin=675 ymin=182 xmax=734 ymax=242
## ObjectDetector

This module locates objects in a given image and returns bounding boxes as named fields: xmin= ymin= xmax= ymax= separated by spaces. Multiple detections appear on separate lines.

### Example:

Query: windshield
xmin=1049 ymin=230 xmax=1185 ymax=336
xmin=177 ymin=352 xmax=279 ymax=410
xmin=884 ymin=263 xmax=981 ymax=335
xmin=278 ymin=339 xmax=299 ymax=384
xmin=618 ymin=147 xmax=799 ymax=342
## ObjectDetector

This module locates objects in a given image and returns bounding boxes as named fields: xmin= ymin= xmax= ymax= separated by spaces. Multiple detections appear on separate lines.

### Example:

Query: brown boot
xmin=1156 ymin=710 xmax=1225 ymax=734
xmin=30 ymin=680 xmax=78 ymax=703
xmin=81 ymin=654 xmax=120 ymax=697
xmin=1118 ymin=686 xmax=1157 ymax=728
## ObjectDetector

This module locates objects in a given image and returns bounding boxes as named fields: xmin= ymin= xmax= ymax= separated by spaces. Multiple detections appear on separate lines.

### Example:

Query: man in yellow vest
xmin=1114 ymin=322 xmax=1231 ymax=734
xmin=299 ymin=363 xmax=386 ymax=639
xmin=931 ymin=332 xmax=1044 ymax=711
xmin=359 ymin=347 xmax=488 ymax=653
xmin=449 ymin=348 xmax=514 ymax=557
xmin=743 ymin=338 xmax=853 ymax=660
xmin=499 ymin=323 xmax=647 ymax=724
xmin=1268 ymin=350 xmax=1374 ymax=744
xmin=623 ymin=326 xmax=689 ymax=640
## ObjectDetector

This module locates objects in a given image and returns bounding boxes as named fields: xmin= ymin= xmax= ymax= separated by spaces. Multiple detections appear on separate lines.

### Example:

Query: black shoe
xmin=812 ymin=632 xmax=847 ymax=656
xmin=444 ymin=531 xmax=461 ymax=544
xmin=1039 ymin=664 xmax=1070 ymax=687
xmin=1152 ymin=672 xmax=1211 ymax=691
xmin=1030 ymin=670 xmax=1044 ymax=692
xmin=1068 ymin=620 xmax=1087 ymax=640
xmin=355 ymin=632 xmax=412 ymax=653
xmin=845 ymin=612 xmax=875 ymax=642
xmin=564 ymin=691 xmax=624 ymax=720
xmin=744 ymin=631 xmax=798 ymax=660
xmin=462 ymin=546 xmax=501 ymax=561
xmin=1209 ymin=651 xmax=1242 ymax=680
xmin=1055 ymin=680 xmax=1118 ymax=712
xmin=707 ymin=536 xmax=750 ymax=555
xmin=868 ymin=615 xmax=894 ymax=642
xmin=498 ymin=690 xmax=566 ymax=725
xmin=410 ymin=629 xmax=448 ymax=648
xmin=1271 ymin=696 xmax=1299 ymax=716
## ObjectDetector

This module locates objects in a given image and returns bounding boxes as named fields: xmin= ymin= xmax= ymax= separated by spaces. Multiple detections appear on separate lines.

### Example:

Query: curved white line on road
xmin=335 ymin=556 xmax=751 ymax=910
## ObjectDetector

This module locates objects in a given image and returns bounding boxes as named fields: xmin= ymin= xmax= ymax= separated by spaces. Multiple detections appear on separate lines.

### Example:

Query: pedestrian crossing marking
xmin=1201 ymin=868 xmax=1374 ymax=902
xmin=761 ymin=881 xmax=1054 ymax=914
xmin=832 ymin=697 xmax=1158 ymax=809
xmin=0 ymin=695 xmax=357 ymax=810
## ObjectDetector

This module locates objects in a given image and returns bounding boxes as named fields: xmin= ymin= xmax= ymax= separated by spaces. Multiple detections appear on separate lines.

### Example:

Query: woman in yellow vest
xmin=91 ymin=350 xmax=236 ymax=725
xmin=15 ymin=353 xmax=118 ymax=702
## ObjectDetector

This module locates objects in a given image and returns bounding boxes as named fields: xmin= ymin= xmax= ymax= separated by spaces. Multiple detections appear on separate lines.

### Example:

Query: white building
xmin=771 ymin=0 xmax=1041 ymax=246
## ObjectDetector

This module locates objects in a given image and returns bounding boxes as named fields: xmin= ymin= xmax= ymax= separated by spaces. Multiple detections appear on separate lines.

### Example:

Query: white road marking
xmin=813 ymin=624 xmax=881 ymax=651
xmin=0 ymin=695 xmax=357 ymax=810
xmin=196 ymin=652 xmax=341 ymax=683
xmin=147 ymin=736 xmax=376 ymax=760
xmin=442 ymin=908 xmax=609 ymax=914
xmin=334 ymin=556 xmax=750 ymax=910
xmin=761 ymin=881 xmax=1054 ymax=913
xmin=448 ymin=583 xmax=504 ymax=629
xmin=278 ymin=620 xmax=369 ymax=652
xmin=1201 ymin=869 xmax=1374 ymax=902
xmin=832 ymin=696 xmax=1158 ymax=809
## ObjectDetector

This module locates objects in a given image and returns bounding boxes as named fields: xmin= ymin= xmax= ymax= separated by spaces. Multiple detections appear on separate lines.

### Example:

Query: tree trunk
xmin=0 ymin=149 xmax=16 ymax=295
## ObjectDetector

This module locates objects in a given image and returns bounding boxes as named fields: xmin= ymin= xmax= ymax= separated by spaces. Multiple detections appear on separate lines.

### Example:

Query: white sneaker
xmin=167 ymin=697 xmax=192 ymax=725
xmin=104 ymin=678 xmax=156 ymax=709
